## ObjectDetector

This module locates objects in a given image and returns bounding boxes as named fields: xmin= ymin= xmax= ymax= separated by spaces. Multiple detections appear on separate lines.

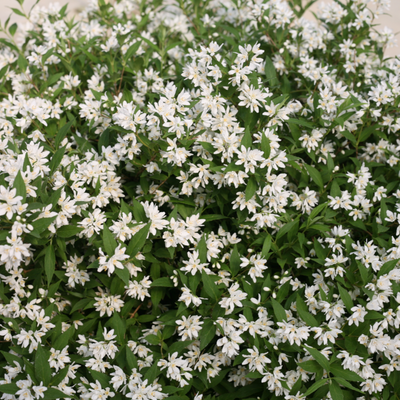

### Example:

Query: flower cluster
xmin=0 ymin=0 xmax=400 ymax=399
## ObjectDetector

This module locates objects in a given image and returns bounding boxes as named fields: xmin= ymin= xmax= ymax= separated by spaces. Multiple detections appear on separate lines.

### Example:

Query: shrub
xmin=0 ymin=0 xmax=400 ymax=399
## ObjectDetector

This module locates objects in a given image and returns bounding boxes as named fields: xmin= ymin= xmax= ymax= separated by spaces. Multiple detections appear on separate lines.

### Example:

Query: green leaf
xmin=200 ymin=319 xmax=216 ymax=351
xmin=261 ymin=134 xmax=271 ymax=158
xmin=50 ymin=367 xmax=70 ymax=387
xmin=271 ymin=298 xmax=287 ymax=322
xmin=303 ymin=378 xmax=329 ymax=396
xmin=261 ymin=234 xmax=272 ymax=258
xmin=287 ymin=118 xmax=315 ymax=129
xmin=304 ymin=164 xmax=324 ymax=191
xmin=168 ymin=340 xmax=193 ymax=355
xmin=196 ymin=235 xmax=207 ymax=263
xmin=55 ymin=118 xmax=75 ymax=149
xmin=337 ymin=283 xmax=354 ymax=312
xmin=329 ymin=380 xmax=343 ymax=400
xmin=126 ymin=347 xmax=138 ymax=371
xmin=110 ymin=313 xmax=126 ymax=343
xmin=9 ymin=23 xmax=17 ymax=36
xmin=304 ymin=345 xmax=330 ymax=372
xmin=378 ymin=258 xmax=399 ymax=278
xmin=53 ymin=327 xmax=74 ymax=351
xmin=245 ymin=175 xmax=258 ymax=201
xmin=43 ymin=388 xmax=73 ymax=400
xmin=89 ymin=370 xmax=109 ymax=387
xmin=125 ymin=40 xmax=142 ymax=61
xmin=330 ymin=363 xmax=364 ymax=382
xmin=265 ymin=56 xmax=278 ymax=87
xmin=230 ymin=245 xmax=241 ymax=277
xmin=277 ymin=218 xmax=299 ymax=240
xmin=333 ymin=377 xmax=364 ymax=394
xmin=44 ymin=245 xmax=56 ymax=285
xmin=35 ymin=345 xmax=51 ymax=385
xmin=241 ymin=126 xmax=252 ymax=149
xmin=296 ymin=293 xmax=318 ymax=327
xmin=0 ymin=384 xmax=18 ymax=394
xmin=151 ymin=277 xmax=173 ymax=287
xmin=10 ymin=7 xmax=25 ymax=16
xmin=13 ymin=170 xmax=26 ymax=202
xmin=298 ymin=360 xmax=320 ymax=373
xmin=49 ymin=146 xmax=66 ymax=174
xmin=41 ymin=72 xmax=64 ymax=91
xmin=202 ymin=270 xmax=220 ymax=303
xmin=115 ymin=267 xmax=130 ymax=286
xmin=144 ymin=362 xmax=159 ymax=384
xmin=126 ymin=223 xmax=150 ymax=258
xmin=103 ymin=224 xmax=118 ymax=256
xmin=32 ymin=216 xmax=57 ymax=234
xmin=57 ymin=225 xmax=83 ymax=238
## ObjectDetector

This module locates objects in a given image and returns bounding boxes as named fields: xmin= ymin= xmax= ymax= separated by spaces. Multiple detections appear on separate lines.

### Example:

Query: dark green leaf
xmin=200 ymin=319 xmax=216 ymax=351
xmin=245 ymin=175 xmax=258 ymax=201
xmin=304 ymin=164 xmax=324 ymax=191
xmin=230 ymin=245 xmax=241 ymax=277
xmin=126 ymin=222 xmax=150 ymax=257
xmin=337 ymin=283 xmax=354 ymax=312
xmin=0 ymin=384 xmax=18 ymax=394
xmin=49 ymin=146 xmax=66 ymax=174
xmin=296 ymin=293 xmax=318 ymax=327
xmin=44 ymin=245 xmax=56 ymax=285
xmin=151 ymin=277 xmax=173 ymax=287
xmin=55 ymin=118 xmax=75 ymax=149
xmin=265 ymin=56 xmax=278 ymax=87
xmin=103 ymin=224 xmax=117 ymax=256
xmin=35 ymin=345 xmax=51 ymax=385
xmin=57 ymin=225 xmax=83 ymax=238
xmin=304 ymin=345 xmax=330 ymax=372
xmin=303 ymin=378 xmax=329 ymax=396
xmin=271 ymin=298 xmax=287 ymax=322
xmin=329 ymin=380 xmax=343 ymax=400
xmin=13 ymin=170 xmax=26 ymax=202
xmin=202 ymin=270 xmax=220 ymax=303
xmin=378 ymin=258 xmax=399 ymax=278
xmin=115 ymin=267 xmax=130 ymax=286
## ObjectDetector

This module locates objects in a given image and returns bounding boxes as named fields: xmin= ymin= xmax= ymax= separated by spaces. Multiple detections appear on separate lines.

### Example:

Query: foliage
xmin=0 ymin=0 xmax=399 ymax=399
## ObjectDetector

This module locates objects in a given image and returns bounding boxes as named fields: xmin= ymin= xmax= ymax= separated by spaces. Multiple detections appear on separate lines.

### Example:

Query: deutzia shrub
xmin=0 ymin=0 xmax=400 ymax=399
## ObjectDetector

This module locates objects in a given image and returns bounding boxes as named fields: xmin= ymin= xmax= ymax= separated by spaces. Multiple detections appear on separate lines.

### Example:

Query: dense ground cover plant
xmin=0 ymin=0 xmax=400 ymax=398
